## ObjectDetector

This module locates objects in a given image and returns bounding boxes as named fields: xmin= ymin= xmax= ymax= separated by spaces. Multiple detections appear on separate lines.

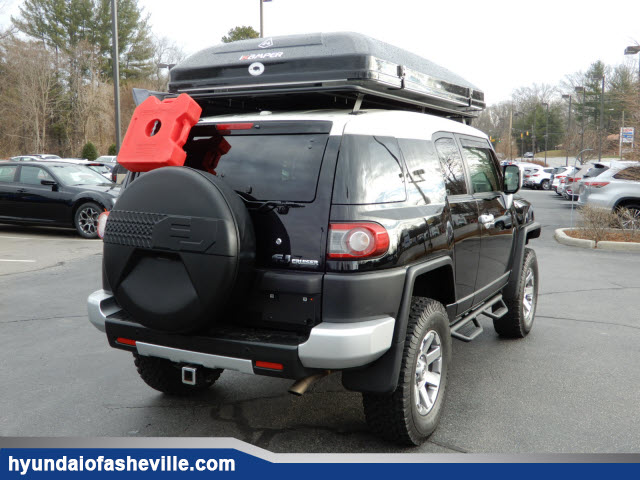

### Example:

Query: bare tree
xmin=150 ymin=35 xmax=187 ymax=91
xmin=1 ymin=38 xmax=59 ymax=153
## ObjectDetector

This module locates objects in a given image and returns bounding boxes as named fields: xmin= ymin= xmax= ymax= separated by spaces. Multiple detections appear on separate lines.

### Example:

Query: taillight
xmin=328 ymin=222 xmax=390 ymax=259
xmin=215 ymin=123 xmax=254 ymax=132
xmin=97 ymin=211 xmax=109 ymax=239
xmin=584 ymin=181 xmax=609 ymax=188
xmin=116 ymin=337 xmax=136 ymax=346
xmin=532 ymin=174 xmax=540 ymax=177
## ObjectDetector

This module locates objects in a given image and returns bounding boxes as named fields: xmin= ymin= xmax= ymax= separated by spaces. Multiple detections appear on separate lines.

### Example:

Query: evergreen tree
xmin=81 ymin=141 xmax=98 ymax=160
xmin=12 ymin=0 xmax=153 ymax=79
xmin=221 ymin=26 xmax=260 ymax=43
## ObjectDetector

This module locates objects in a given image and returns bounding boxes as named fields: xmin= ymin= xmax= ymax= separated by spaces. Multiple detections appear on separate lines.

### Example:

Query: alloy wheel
xmin=78 ymin=206 xmax=99 ymax=235
xmin=522 ymin=267 xmax=536 ymax=327
xmin=414 ymin=330 xmax=442 ymax=416
xmin=621 ymin=208 xmax=640 ymax=229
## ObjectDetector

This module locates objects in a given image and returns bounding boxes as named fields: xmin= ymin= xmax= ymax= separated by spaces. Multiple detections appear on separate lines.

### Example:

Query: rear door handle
xmin=17 ymin=188 xmax=27 ymax=193
xmin=478 ymin=214 xmax=495 ymax=229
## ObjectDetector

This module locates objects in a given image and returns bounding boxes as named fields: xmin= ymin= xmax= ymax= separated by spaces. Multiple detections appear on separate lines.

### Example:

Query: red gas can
xmin=118 ymin=93 xmax=202 ymax=172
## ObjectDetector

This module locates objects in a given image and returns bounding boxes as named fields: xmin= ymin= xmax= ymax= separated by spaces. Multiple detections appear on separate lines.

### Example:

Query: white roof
xmin=199 ymin=109 xmax=487 ymax=140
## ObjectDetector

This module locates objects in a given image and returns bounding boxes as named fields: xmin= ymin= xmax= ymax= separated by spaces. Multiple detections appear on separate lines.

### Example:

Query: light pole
xmin=620 ymin=110 xmax=625 ymax=161
xmin=574 ymin=86 xmax=585 ymax=155
xmin=598 ymin=76 xmax=605 ymax=161
xmin=111 ymin=0 xmax=121 ymax=153
xmin=562 ymin=94 xmax=573 ymax=167
xmin=570 ymin=148 xmax=594 ymax=228
xmin=513 ymin=111 xmax=522 ymax=160
xmin=541 ymin=102 xmax=549 ymax=166
xmin=624 ymin=45 xmax=640 ymax=83
xmin=509 ymin=105 xmax=514 ymax=161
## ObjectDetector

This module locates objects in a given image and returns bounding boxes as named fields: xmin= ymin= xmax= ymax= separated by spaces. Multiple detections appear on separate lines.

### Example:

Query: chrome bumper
xmin=87 ymin=290 xmax=395 ymax=370
xmin=298 ymin=317 xmax=395 ymax=368
xmin=87 ymin=289 xmax=121 ymax=332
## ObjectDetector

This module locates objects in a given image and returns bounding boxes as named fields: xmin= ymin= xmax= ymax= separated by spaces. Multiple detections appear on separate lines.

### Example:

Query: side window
xmin=0 ymin=166 xmax=18 ymax=183
xmin=613 ymin=167 xmax=640 ymax=181
xmin=461 ymin=145 xmax=500 ymax=193
xmin=333 ymin=135 xmax=406 ymax=204
xmin=434 ymin=137 xmax=467 ymax=195
xmin=19 ymin=166 xmax=54 ymax=185
xmin=398 ymin=138 xmax=446 ymax=205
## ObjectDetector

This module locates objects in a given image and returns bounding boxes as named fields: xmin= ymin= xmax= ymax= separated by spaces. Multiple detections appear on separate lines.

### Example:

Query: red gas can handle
xmin=118 ymin=93 xmax=202 ymax=172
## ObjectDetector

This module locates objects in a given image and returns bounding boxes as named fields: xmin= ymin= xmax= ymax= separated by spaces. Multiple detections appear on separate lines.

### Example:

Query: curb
xmin=554 ymin=228 xmax=640 ymax=252
xmin=554 ymin=229 xmax=595 ymax=249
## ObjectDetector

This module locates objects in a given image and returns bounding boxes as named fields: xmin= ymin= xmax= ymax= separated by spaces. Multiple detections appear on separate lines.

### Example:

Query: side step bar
xmin=450 ymin=294 xmax=507 ymax=342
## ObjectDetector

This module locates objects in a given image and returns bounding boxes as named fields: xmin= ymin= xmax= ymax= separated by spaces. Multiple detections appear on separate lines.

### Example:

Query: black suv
xmin=88 ymin=109 xmax=540 ymax=445
xmin=87 ymin=33 xmax=540 ymax=446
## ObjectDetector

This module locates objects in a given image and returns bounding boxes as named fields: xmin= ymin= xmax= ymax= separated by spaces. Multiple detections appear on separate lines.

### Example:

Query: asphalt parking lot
xmin=1 ymin=190 xmax=639 ymax=453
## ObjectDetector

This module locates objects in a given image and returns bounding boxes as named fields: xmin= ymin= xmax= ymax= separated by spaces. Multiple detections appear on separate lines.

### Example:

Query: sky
xmin=2 ymin=0 xmax=640 ymax=106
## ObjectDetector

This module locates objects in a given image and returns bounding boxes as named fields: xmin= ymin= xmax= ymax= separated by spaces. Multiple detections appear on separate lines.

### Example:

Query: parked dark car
xmin=0 ymin=161 xmax=119 ymax=238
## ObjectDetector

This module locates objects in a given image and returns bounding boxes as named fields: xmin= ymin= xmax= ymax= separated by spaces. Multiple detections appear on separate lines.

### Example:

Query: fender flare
xmin=341 ymin=256 xmax=453 ymax=394
xmin=503 ymin=221 xmax=541 ymax=300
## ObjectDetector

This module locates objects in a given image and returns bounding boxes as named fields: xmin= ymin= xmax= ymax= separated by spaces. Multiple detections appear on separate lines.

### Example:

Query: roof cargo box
xmin=167 ymin=32 xmax=484 ymax=120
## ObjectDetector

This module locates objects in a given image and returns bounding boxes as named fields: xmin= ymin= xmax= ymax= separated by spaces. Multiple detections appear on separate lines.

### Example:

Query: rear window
xmin=333 ymin=135 xmax=406 ymax=204
xmin=613 ymin=166 xmax=640 ymax=181
xmin=398 ymin=138 xmax=445 ymax=205
xmin=215 ymin=134 xmax=329 ymax=202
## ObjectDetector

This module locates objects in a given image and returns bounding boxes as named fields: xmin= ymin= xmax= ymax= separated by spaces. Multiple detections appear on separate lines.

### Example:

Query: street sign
xmin=621 ymin=127 xmax=634 ymax=144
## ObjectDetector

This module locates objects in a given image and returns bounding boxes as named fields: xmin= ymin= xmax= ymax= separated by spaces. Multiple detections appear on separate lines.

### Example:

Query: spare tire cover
xmin=103 ymin=167 xmax=255 ymax=332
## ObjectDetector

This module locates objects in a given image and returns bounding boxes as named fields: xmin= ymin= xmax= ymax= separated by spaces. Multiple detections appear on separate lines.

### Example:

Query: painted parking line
xmin=0 ymin=235 xmax=93 ymax=242
xmin=0 ymin=259 xmax=36 ymax=263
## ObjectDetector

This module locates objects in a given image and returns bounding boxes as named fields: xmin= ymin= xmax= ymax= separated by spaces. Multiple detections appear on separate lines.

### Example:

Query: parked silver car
xmin=578 ymin=162 xmax=640 ymax=226
xmin=553 ymin=166 xmax=579 ymax=196
xmin=563 ymin=162 xmax=610 ymax=201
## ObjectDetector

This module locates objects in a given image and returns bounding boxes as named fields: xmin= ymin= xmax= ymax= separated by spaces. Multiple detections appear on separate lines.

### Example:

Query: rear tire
xmin=134 ymin=354 xmax=222 ymax=396
xmin=363 ymin=297 xmax=451 ymax=445
xmin=541 ymin=179 xmax=550 ymax=190
xmin=494 ymin=248 xmax=538 ymax=338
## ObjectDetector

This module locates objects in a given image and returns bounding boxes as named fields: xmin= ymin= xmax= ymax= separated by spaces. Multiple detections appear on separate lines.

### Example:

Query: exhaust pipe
xmin=288 ymin=371 xmax=331 ymax=396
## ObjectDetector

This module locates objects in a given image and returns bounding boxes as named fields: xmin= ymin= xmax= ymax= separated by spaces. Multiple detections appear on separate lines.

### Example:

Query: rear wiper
xmin=234 ymin=191 xmax=305 ymax=214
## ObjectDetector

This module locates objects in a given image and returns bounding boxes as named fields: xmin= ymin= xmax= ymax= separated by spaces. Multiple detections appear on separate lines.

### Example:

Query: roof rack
xmin=165 ymin=32 xmax=485 ymax=121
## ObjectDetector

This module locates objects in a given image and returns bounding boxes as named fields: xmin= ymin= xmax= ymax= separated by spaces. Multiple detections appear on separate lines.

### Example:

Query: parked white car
xmin=523 ymin=167 xmax=554 ymax=190
xmin=42 ymin=158 xmax=114 ymax=180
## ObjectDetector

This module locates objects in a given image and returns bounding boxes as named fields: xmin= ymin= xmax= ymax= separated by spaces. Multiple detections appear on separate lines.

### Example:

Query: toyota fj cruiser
xmin=87 ymin=32 xmax=541 ymax=445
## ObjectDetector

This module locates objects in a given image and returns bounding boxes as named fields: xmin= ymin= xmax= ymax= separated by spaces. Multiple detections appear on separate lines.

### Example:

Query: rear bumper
xmin=87 ymin=289 xmax=394 ymax=377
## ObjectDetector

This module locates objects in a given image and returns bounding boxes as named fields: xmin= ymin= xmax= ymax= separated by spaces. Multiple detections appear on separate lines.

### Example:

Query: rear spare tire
xmin=103 ymin=167 xmax=255 ymax=333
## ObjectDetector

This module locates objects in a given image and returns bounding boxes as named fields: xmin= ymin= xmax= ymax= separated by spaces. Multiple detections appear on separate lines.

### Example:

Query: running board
xmin=450 ymin=295 xmax=507 ymax=342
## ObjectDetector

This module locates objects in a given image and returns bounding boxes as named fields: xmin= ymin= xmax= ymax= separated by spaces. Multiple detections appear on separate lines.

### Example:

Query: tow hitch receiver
xmin=182 ymin=366 xmax=197 ymax=385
